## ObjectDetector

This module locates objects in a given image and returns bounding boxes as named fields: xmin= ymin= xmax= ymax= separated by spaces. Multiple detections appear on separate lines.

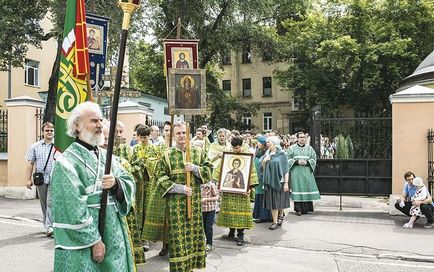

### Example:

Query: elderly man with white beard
xmin=51 ymin=102 xmax=136 ymax=272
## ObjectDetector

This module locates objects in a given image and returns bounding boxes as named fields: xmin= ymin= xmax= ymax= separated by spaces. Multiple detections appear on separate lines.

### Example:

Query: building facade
xmin=219 ymin=49 xmax=297 ymax=134
xmin=0 ymin=17 xmax=57 ymax=109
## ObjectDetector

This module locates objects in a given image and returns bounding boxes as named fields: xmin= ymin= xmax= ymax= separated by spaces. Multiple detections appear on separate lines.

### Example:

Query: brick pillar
xmin=1 ymin=96 xmax=44 ymax=199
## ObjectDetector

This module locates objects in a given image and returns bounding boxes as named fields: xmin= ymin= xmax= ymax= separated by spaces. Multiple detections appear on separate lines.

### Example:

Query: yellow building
xmin=219 ymin=49 xmax=297 ymax=134
xmin=0 ymin=17 xmax=57 ymax=109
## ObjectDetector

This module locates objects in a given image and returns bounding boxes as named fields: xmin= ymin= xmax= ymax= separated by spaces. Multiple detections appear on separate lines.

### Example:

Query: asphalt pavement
xmin=1 ymin=196 xmax=433 ymax=272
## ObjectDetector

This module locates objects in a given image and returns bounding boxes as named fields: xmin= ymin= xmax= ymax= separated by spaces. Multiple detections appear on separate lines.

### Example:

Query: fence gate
xmin=310 ymin=106 xmax=392 ymax=209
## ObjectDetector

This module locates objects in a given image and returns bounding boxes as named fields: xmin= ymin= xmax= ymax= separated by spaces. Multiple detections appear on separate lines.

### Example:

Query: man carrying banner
xmin=156 ymin=122 xmax=212 ymax=271
xmin=51 ymin=102 xmax=135 ymax=271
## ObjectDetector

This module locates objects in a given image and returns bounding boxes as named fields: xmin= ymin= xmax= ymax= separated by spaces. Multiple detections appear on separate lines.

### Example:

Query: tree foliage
xmin=275 ymin=0 xmax=434 ymax=114
xmin=130 ymin=0 xmax=289 ymax=129
xmin=0 ymin=0 xmax=50 ymax=71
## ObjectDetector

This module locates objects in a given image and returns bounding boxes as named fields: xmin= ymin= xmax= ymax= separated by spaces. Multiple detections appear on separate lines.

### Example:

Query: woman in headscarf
xmin=252 ymin=136 xmax=273 ymax=223
xmin=261 ymin=136 xmax=290 ymax=230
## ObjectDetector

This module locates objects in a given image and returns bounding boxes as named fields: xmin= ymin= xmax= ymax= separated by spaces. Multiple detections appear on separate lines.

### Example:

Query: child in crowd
xmin=201 ymin=180 xmax=219 ymax=252
xmin=403 ymin=177 xmax=430 ymax=228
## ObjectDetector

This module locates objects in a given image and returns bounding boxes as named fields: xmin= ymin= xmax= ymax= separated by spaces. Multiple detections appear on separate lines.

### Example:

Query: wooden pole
xmin=185 ymin=122 xmax=192 ymax=219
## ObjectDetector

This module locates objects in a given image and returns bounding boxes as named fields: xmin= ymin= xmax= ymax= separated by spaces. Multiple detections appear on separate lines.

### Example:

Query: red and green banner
xmin=55 ymin=0 xmax=90 ymax=153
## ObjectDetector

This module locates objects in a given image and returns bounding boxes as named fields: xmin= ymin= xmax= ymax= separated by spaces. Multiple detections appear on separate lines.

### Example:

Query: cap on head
xmin=413 ymin=177 xmax=424 ymax=187
xmin=257 ymin=136 xmax=267 ymax=145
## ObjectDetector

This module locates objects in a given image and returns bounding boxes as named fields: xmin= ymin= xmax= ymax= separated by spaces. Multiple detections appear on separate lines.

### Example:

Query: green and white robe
xmin=51 ymin=142 xmax=135 ymax=272
xmin=157 ymin=146 xmax=212 ymax=272
xmin=287 ymin=144 xmax=321 ymax=202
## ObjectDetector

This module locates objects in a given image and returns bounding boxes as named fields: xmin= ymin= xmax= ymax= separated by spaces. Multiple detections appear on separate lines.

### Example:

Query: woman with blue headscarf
xmin=261 ymin=136 xmax=291 ymax=230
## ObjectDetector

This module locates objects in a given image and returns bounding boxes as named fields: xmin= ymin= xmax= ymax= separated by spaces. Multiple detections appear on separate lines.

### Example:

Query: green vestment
xmin=215 ymin=146 xmax=258 ymax=229
xmin=142 ymin=143 xmax=169 ymax=242
xmin=129 ymin=143 xmax=159 ymax=239
xmin=51 ymin=142 xmax=135 ymax=272
xmin=287 ymin=144 xmax=321 ymax=202
xmin=157 ymin=146 xmax=212 ymax=272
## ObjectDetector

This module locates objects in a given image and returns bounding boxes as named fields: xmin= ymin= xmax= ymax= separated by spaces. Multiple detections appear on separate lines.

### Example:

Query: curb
xmin=0 ymin=215 xmax=41 ymax=224
xmin=378 ymin=253 xmax=434 ymax=264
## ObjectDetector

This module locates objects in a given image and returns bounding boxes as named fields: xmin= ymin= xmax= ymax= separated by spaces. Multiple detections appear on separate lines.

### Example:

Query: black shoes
xmin=237 ymin=237 xmax=245 ymax=246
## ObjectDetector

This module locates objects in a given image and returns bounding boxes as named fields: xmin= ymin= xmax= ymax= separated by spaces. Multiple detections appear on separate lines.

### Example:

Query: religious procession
xmin=6 ymin=0 xmax=434 ymax=271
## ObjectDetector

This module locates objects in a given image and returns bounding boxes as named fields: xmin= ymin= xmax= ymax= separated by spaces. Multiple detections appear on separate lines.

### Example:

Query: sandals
xmin=269 ymin=223 xmax=279 ymax=230
xmin=277 ymin=215 xmax=284 ymax=226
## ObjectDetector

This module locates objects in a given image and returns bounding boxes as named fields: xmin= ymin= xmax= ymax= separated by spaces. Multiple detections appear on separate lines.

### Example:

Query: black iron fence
xmin=311 ymin=106 xmax=392 ymax=159
xmin=310 ymin=106 xmax=392 ymax=208
xmin=428 ymin=129 xmax=434 ymax=194
xmin=0 ymin=110 xmax=7 ymax=152
xmin=35 ymin=109 xmax=44 ymax=141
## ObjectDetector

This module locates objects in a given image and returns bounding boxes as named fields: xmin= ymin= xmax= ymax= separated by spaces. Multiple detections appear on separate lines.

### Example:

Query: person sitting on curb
xmin=402 ymin=177 xmax=431 ymax=228
xmin=395 ymin=171 xmax=434 ymax=229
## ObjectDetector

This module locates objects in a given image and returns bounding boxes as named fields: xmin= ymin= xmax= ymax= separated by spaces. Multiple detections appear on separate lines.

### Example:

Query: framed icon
xmin=218 ymin=152 xmax=254 ymax=194
xmin=168 ymin=68 xmax=206 ymax=115
xmin=164 ymin=39 xmax=199 ymax=76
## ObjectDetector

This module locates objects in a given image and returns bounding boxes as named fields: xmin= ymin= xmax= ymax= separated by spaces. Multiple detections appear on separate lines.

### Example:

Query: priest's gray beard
xmin=80 ymin=127 xmax=104 ymax=147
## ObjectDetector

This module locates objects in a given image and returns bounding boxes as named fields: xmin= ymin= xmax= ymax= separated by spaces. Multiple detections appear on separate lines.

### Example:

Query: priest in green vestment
xmin=287 ymin=131 xmax=321 ymax=215
xmin=156 ymin=122 xmax=212 ymax=272
xmin=129 ymin=125 xmax=160 ymax=252
xmin=51 ymin=102 xmax=135 ymax=272
xmin=142 ymin=121 xmax=172 ymax=256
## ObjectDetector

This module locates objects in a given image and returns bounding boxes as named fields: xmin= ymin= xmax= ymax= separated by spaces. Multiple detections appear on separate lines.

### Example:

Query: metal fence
xmin=311 ymin=107 xmax=392 ymax=159
xmin=0 ymin=110 xmax=7 ymax=152
xmin=35 ymin=109 xmax=45 ymax=141
xmin=428 ymin=129 xmax=434 ymax=194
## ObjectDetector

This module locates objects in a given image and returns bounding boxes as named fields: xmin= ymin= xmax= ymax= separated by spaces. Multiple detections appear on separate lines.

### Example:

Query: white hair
xmin=116 ymin=120 xmax=125 ymax=129
xmin=267 ymin=136 xmax=282 ymax=150
xmin=66 ymin=102 xmax=102 ymax=138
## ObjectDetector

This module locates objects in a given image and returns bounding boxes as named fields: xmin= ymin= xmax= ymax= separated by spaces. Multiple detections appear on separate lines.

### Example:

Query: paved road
xmin=1 ymin=196 xmax=434 ymax=272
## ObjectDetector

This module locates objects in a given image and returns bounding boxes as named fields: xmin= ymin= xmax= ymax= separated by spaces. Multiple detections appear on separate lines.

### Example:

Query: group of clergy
xmin=111 ymin=122 xmax=320 ymax=272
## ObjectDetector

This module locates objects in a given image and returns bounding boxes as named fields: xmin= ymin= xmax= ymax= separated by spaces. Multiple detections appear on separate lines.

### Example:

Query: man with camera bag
xmin=26 ymin=122 xmax=55 ymax=237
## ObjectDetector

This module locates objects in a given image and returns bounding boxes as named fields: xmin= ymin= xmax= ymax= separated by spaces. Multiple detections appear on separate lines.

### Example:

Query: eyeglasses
xmin=44 ymin=129 xmax=54 ymax=132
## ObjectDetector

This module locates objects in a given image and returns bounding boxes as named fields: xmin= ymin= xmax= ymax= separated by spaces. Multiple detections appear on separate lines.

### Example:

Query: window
xmin=292 ymin=96 xmax=300 ymax=111
xmin=263 ymin=77 xmax=272 ymax=96
xmin=222 ymin=80 xmax=231 ymax=93
xmin=263 ymin=112 xmax=272 ymax=131
xmin=222 ymin=52 xmax=231 ymax=65
xmin=25 ymin=59 xmax=39 ymax=87
xmin=164 ymin=107 xmax=169 ymax=115
xmin=242 ymin=47 xmax=252 ymax=63
xmin=242 ymin=78 xmax=251 ymax=97
xmin=262 ymin=50 xmax=273 ymax=61
xmin=242 ymin=115 xmax=252 ymax=129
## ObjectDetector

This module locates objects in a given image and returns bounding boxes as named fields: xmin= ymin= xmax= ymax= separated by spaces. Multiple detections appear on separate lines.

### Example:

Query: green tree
xmin=131 ymin=0 xmax=289 ymax=129
xmin=275 ymin=0 xmax=434 ymax=114
xmin=0 ymin=0 xmax=49 ymax=71
xmin=129 ymin=41 xmax=166 ymax=98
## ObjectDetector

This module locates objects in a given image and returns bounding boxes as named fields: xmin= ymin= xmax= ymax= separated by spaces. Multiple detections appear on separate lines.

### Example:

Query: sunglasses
xmin=44 ymin=129 xmax=54 ymax=132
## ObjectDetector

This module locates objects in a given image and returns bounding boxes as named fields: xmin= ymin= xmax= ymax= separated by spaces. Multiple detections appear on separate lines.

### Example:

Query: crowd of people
xmin=24 ymin=102 xmax=433 ymax=272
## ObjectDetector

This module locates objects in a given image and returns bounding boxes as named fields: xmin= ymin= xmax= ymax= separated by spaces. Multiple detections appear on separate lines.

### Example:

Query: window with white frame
xmin=263 ymin=112 xmax=272 ymax=131
xmin=242 ymin=115 xmax=252 ymax=128
xmin=25 ymin=59 xmax=40 ymax=87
